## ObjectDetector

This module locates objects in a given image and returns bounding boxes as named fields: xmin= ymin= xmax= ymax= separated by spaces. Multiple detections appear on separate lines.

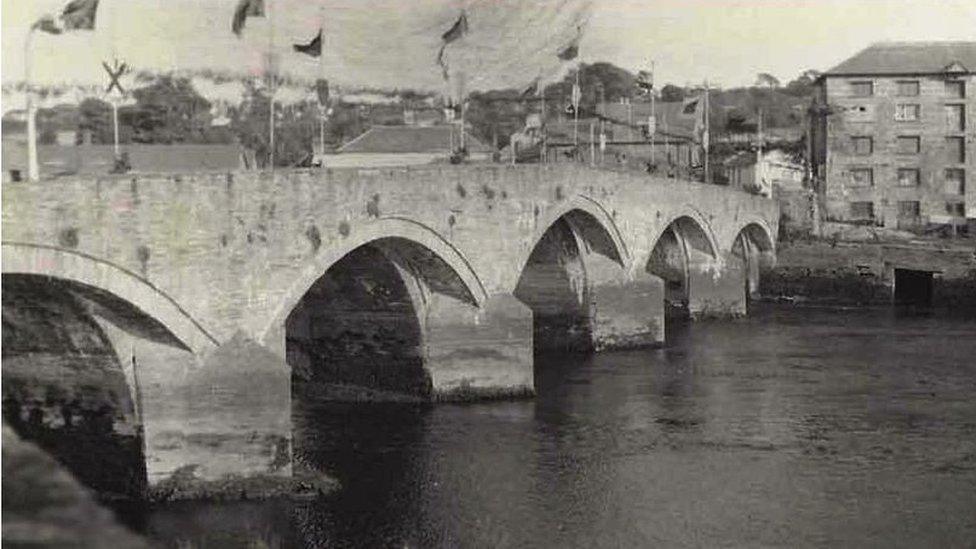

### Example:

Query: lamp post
xmin=24 ymin=29 xmax=40 ymax=182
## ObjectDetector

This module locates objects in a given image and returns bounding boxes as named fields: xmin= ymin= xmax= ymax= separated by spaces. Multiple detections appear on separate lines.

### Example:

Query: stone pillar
xmin=104 ymin=328 xmax=292 ymax=497
xmin=422 ymin=293 xmax=534 ymax=400
xmin=584 ymin=250 xmax=666 ymax=350
xmin=687 ymin=254 xmax=747 ymax=319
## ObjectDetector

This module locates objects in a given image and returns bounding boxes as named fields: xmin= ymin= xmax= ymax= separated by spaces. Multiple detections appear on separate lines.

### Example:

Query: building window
xmin=946 ymin=136 xmax=966 ymax=163
xmin=897 ymin=200 xmax=921 ymax=219
xmin=896 ymin=80 xmax=920 ymax=96
xmin=946 ymin=202 xmax=966 ymax=217
xmin=946 ymin=81 xmax=966 ymax=99
xmin=895 ymin=104 xmax=920 ymax=121
xmin=849 ymin=168 xmax=873 ymax=187
xmin=897 ymin=168 xmax=920 ymax=187
xmin=850 ymin=201 xmax=875 ymax=220
xmin=896 ymin=136 xmax=920 ymax=154
xmin=850 ymin=81 xmax=873 ymax=97
xmin=945 ymin=168 xmax=966 ymax=195
xmin=945 ymin=104 xmax=966 ymax=131
xmin=852 ymin=136 xmax=873 ymax=156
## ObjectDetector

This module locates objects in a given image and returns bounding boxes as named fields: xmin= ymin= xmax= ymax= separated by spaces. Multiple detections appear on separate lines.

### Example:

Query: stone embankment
xmin=761 ymin=236 xmax=976 ymax=309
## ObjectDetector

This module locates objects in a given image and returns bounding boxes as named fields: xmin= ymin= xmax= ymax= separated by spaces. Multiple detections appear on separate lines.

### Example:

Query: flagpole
xmin=24 ymin=29 xmax=39 ymax=182
xmin=318 ymin=4 xmax=326 ymax=160
xmin=650 ymin=60 xmax=656 ymax=168
xmin=703 ymin=80 xmax=710 ymax=184
xmin=573 ymin=67 xmax=580 ymax=159
xmin=268 ymin=0 xmax=276 ymax=171
xmin=541 ymin=85 xmax=546 ymax=164
xmin=459 ymin=71 xmax=466 ymax=153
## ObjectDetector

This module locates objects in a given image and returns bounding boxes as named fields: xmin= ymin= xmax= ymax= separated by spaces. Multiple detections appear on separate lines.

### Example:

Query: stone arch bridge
xmin=2 ymin=164 xmax=776 ymax=494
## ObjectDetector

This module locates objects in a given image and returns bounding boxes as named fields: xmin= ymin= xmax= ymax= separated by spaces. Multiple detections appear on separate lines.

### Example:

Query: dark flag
xmin=293 ymin=29 xmax=322 ymax=57
xmin=557 ymin=26 xmax=582 ymax=62
xmin=681 ymin=96 xmax=701 ymax=115
xmin=557 ymin=40 xmax=578 ymax=61
xmin=61 ymin=0 xmax=99 ymax=30
xmin=31 ymin=16 xmax=62 ymax=34
xmin=441 ymin=12 xmax=469 ymax=43
xmin=232 ymin=0 xmax=264 ymax=36
xmin=32 ymin=0 xmax=99 ymax=34
xmin=565 ymin=102 xmax=576 ymax=115
xmin=521 ymin=78 xmax=539 ymax=98
xmin=436 ymin=12 xmax=469 ymax=80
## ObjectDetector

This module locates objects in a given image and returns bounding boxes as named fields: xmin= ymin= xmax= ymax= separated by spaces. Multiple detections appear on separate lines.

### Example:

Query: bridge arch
xmin=514 ymin=197 xmax=629 ymax=353
xmin=1 ymin=242 xmax=218 ymax=355
xmin=1 ymin=243 xmax=215 ymax=498
xmin=645 ymin=209 xmax=719 ymax=317
xmin=730 ymin=219 xmax=777 ymax=300
xmin=521 ymin=195 xmax=630 ymax=275
xmin=264 ymin=217 xmax=488 ymax=398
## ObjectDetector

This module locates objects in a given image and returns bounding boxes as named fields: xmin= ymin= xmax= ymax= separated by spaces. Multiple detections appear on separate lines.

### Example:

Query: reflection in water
xmin=133 ymin=305 xmax=976 ymax=547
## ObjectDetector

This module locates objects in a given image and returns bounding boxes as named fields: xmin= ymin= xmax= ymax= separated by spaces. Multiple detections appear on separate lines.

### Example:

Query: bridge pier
xmin=99 ymin=328 xmax=291 ymax=497
xmin=423 ymin=293 xmax=534 ymax=399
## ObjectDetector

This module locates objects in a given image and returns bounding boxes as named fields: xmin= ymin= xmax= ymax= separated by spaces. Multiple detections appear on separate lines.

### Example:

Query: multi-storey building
xmin=811 ymin=42 xmax=976 ymax=230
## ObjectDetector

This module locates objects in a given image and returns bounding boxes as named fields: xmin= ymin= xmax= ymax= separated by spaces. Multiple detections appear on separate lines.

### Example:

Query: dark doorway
xmin=894 ymin=269 xmax=933 ymax=307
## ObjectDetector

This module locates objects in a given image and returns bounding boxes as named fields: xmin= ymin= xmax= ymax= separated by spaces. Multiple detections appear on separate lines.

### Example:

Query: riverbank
xmin=762 ymin=237 xmax=976 ymax=309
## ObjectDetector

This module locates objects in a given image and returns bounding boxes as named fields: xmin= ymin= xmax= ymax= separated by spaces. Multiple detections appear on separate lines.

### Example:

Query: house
xmin=722 ymin=148 xmax=805 ymax=197
xmin=539 ymin=100 xmax=699 ymax=174
xmin=811 ymin=41 xmax=976 ymax=230
xmin=323 ymin=125 xmax=494 ymax=168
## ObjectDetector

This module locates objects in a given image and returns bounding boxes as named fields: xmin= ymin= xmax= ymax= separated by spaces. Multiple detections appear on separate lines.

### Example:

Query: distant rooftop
xmin=825 ymin=41 xmax=976 ymax=76
xmin=338 ymin=125 xmax=493 ymax=154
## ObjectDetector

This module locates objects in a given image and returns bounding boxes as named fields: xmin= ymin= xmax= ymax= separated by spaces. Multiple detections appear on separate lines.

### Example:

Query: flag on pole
xmin=436 ymin=12 xmax=469 ymax=81
xmin=32 ymin=0 xmax=100 ymax=34
xmin=293 ymin=29 xmax=322 ymax=57
xmin=521 ymin=78 xmax=540 ymax=98
xmin=232 ymin=0 xmax=265 ymax=36
xmin=557 ymin=36 xmax=579 ymax=61
xmin=680 ymin=94 xmax=707 ymax=144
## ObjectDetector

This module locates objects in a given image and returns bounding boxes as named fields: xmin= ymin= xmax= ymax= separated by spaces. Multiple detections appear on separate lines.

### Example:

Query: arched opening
xmin=1 ymin=274 xmax=162 ymax=499
xmin=646 ymin=216 xmax=716 ymax=320
xmin=514 ymin=209 xmax=624 ymax=354
xmin=285 ymin=237 xmax=477 ymax=400
xmin=731 ymin=223 xmax=775 ymax=303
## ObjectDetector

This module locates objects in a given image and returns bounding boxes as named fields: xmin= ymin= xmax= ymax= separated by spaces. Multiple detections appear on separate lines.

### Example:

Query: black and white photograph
xmin=1 ymin=0 xmax=975 ymax=546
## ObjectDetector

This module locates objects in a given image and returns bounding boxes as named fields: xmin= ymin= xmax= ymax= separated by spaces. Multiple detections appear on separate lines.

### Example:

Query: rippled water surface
xmin=130 ymin=305 xmax=976 ymax=547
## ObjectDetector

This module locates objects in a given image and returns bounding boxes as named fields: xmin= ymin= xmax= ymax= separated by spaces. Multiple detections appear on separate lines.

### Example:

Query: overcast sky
xmin=3 ymin=0 xmax=976 ymax=92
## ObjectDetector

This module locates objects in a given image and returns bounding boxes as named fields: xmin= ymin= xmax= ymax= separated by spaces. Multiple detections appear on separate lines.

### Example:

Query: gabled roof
xmin=825 ymin=41 xmax=976 ymax=76
xmin=338 ymin=125 xmax=493 ymax=154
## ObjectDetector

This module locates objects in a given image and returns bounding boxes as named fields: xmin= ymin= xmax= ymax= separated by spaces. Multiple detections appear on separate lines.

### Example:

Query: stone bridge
xmin=1 ymin=163 xmax=777 ymax=495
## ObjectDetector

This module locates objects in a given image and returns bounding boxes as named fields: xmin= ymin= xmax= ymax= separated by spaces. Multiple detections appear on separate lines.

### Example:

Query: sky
xmin=3 ymin=0 xmax=976 ymax=93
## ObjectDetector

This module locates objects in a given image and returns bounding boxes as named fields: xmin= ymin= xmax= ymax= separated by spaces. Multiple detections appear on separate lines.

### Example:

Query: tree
xmin=77 ymin=98 xmax=114 ymax=144
xmin=784 ymin=69 xmax=821 ymax=97
xmin=128 ymin=75 xmax=212 ymax=144
xmin=231 ymin=83 xmax=318 ymax=168
xmin=660 ymin=84 xmax=687 ymax=102
xmin=755 ymin=73 xmax=781 ymax=89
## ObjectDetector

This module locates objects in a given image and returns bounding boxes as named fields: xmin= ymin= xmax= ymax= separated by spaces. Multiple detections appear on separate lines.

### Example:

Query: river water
xmin=125 ymin=304 xmax=976 ymax=548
